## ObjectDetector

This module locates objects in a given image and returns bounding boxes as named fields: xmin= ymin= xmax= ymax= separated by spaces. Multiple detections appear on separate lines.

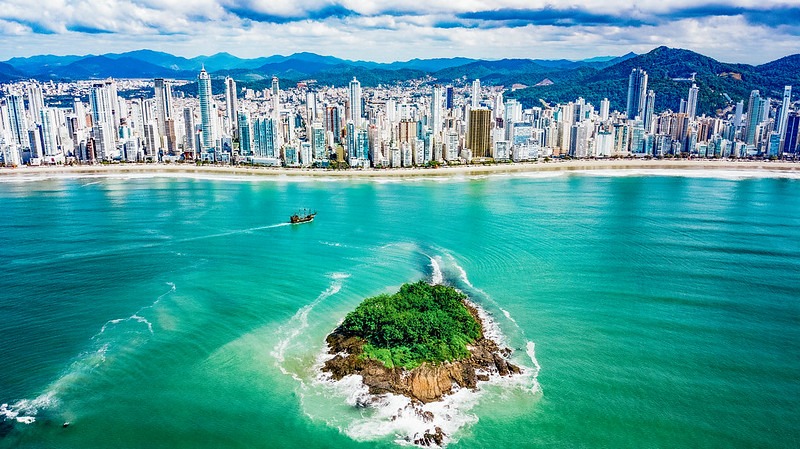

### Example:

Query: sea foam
xmin=300 ymin=251 xmax=541 ymax=446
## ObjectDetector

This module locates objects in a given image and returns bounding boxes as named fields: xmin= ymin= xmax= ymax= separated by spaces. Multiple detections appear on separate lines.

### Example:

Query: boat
xmin=290 ymin=209 xmax=316 ymax=224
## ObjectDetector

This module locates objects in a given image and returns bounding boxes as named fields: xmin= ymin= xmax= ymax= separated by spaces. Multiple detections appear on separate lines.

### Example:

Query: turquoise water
xmin=1 ymin=171 xmax=799 ymax=448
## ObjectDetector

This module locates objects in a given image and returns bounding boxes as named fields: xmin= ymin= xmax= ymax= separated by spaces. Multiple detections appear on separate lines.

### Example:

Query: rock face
xmin=322 ymin=303 xmax=522 ymax=404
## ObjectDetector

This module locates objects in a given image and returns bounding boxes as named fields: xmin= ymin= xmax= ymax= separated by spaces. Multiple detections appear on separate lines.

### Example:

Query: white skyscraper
xmin=471 ymin=79 xmax=481 ymax=108
xmin=38 ymin=108 xmax=59 ymax=157
xmin=431 ymin=86 xmax=443 ymax=136
xmin=89 ymin=81 xmax=118 ymax=159
xmin=349 ymin=77 xmax=362 ymax=125
xmin=27 ymin=84 xmax=45 ymax=124
xmin=6 ymin=93 xmax=29 ymax=149
xmin=224 ymin=77 xmax=238 ymax=137
xmin=778 ymin=85 xmax=792 ymax=151
xmin=153 ymin=78 xmax=173 ymax=137
xmin=600 ymin=98 xmax=610 ymax=121
xmin=687 ymin=83 xmax=699 ymax=120
xmin=198 ymin=67 xmax=215 ymax=151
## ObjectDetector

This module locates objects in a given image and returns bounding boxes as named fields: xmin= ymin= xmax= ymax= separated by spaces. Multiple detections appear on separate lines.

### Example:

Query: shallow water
xmin=1 ymin=173 xmax=799 ymax=448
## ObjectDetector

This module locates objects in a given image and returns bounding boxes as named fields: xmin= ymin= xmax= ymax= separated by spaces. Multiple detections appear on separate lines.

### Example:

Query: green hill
xmin=338 ymin=282 xmax=482 ymax=369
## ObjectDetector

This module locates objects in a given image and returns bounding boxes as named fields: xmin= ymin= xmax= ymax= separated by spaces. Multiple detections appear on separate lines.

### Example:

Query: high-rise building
xmin=27 ymin=84 xmax=45 ymax=124
xmin=182 ymin=107 xmax=196 ymax=156
xmin=348 ymin=77 xmax=362 ymax=124
xmin=197 ymin=67 xmax=215 ymax=151
xmin=153 ymin=78 xmax=173 ymax=137
xmin=600 ymin=98 xmax=610 ymax=121
xmin=471 ymin=79 xmax=481 ymax=108
xmin=311 ymin=122 xmax=326 ymax=160
xmin=6 ymin=93 xmax=29 ymax=148
xmin=224 ymin=77 xmax=238 ymax=138
xmin=644 ymin=90 xmax=656 ymax=132
xmin=734 ymin=100 xmax=744 ymax=128
xmin=38 ymin=108 xmax=59 ymax=156
xmin=467 ymin=108 xmax=491 ymax=158
xmin=626 ymin=68 xmax=648 ymax=119
xmin=237 ymin=111 xmax=252 ymax=156
xmin=687 ymin=83 xmax=699 ymax=120
xmin=745 ymin=90 xmax=763 ymax=145
xmin=784 ymin=112 xmax=800 ymax=154
xmin=431 ymin=86 xmax=443 ymax=136
xmin=89 ymin=82 xmax=118 ymax=159
xmin=777 ymin=85 xmax=792 ymax=151
xmin=253 ymin=117 xmax=277 ymax=158
xmin=445 ymin=85 xmax=454 ymax=110
xmin=305 ymin=90 xmax=317 ymax=125
xmin=325 ymin=105 xmax=341 ymax=143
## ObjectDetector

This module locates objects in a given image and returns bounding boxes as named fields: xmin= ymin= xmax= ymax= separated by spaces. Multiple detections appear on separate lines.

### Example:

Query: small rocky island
xmin=323 ymin=282 xmax=521 ymax=446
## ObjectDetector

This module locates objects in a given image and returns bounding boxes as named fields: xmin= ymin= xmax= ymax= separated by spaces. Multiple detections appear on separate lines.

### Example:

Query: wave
xmin=272 ymin=273 xmax=348 ymax=378
xmin=424 ymin=254 xmax=444 ymax=285
xmin=1 ymin=282 xmax=176 ymax=427
xmin=577 ymin=168 xmax=800 ymax=180
xmin=296 ymin=250 xmax=541 ymax=446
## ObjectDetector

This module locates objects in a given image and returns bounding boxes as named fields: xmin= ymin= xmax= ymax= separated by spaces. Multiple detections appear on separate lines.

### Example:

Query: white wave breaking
xmin=299 ymin=252 xmax=541 ymax=446
xmin=1 ymin=282 xmax=177 ymax=427
xmin=272 ymin=273 xmax=348 ymax=376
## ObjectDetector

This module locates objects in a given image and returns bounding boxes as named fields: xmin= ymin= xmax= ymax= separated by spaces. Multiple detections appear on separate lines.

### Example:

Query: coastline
xmin=1 ymin=159 xmax=798 ymax=180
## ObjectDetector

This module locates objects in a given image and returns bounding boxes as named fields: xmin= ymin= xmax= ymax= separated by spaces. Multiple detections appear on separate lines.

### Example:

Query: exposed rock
xmin=415 ymin=426 xmax=445 ymax=446
xmin=321 ymin=299 xmax=523 ymax=447
xmin=322 ymin=301 xmax=522 ymax=404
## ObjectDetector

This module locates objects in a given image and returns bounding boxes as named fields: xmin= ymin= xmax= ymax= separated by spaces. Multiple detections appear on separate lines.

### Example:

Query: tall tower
xmin=271 ymin=76 xmax=280 ymax=120
xmin=224 ymin=77 xmax=238 ymax=138
xmin=183 ymin=107 xmax=196 ymax=156
xmin=467 ymin=108 xmax=491 ymax=158
xmin=153 ymin=78 xmax=173 ymax=137
xmin=7 ymin=93 xmax=29 ymax=148
xmin=626 ymin=68 xmax=648 ymax=119
xmin=644 ymin=90 xmax=656 ymax=132
xmin=348 ymin=77 xmax=362 ymax=125
xmin=197 ymin=67 xmax=215 ymax=151
xmin=38 ymin=108 xmax=59 ymax=156
xmin=305 ymin=90 xmax=317 ymax=125
xmin=237 ymin=111 xmax=252 ymax=156
xmin=445 ymin=85 xmax=454 ymax=110
xmin=687 ymin=83 xmax=699 ymax=120
xmin=733 ymin=100 xmax=744 ymax=128
xmin=784 ymin=112 xmax=800 ymax=155
xmin=600 ymin=98 xmax=610 ymax=121
xmin=89 ymin=82 xmax=117 ymax=159
xmin=471 ymin=79 xmax=481 ymax=108
xmin=431 ymin=85 xmax=443 ymax=136
xmin=27 ymin=84 xmax=45 ymax=124
xmin=745 ymin=90 xmax=762 ymax=145
xmin=778 ymin=85 xmax=792 ymax=151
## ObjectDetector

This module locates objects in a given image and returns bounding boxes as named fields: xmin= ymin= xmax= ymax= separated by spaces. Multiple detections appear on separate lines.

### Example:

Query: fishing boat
xmin=290 ymin=209 xmax=316 ymax=224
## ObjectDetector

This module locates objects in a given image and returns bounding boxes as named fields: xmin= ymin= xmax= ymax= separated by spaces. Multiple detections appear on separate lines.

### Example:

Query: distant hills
xmin=0 ymin=49 xmax=635 ymax=83
xmin=2 ymin=47 xmax=799 ymax=116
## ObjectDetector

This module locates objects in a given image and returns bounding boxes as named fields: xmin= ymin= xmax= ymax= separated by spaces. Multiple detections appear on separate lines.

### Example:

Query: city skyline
xmin=1 ymin=1 xmax=799 ymax=64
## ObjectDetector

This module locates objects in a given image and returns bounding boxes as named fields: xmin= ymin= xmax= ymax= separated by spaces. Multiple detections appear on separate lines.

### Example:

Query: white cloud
xmin=0 ymin=0 xmax=796 ymax=63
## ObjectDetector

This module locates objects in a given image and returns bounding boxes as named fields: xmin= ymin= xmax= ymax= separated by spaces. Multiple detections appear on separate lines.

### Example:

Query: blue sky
xmin=1 ymin=1 xmax=798 ymax=63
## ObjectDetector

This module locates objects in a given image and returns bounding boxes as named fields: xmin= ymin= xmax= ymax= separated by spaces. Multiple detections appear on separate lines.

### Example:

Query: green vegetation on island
xmin=339 ymin=282 xmax=482 ymax=369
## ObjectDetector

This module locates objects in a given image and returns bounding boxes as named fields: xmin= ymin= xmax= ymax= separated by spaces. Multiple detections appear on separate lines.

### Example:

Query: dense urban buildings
xmin=0 ymin=67 xmax=797 ymax=168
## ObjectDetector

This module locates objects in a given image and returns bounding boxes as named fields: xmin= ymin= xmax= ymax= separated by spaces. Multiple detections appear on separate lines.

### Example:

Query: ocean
xmin=1 ymin=170 xmax=798 ymax=448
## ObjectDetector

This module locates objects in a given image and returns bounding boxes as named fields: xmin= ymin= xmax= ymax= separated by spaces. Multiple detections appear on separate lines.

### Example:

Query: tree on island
xmin=338 ymin=282 xmax=482 ymax=369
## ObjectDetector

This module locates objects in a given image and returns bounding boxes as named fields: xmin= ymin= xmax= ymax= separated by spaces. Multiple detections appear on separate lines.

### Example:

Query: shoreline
xmin=1 ymin=159 xmax=798 ymax=180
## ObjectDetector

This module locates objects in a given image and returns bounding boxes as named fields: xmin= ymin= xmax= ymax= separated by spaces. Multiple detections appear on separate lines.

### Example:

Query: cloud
xmin=0 ymin=1 xmax=796 ymax=64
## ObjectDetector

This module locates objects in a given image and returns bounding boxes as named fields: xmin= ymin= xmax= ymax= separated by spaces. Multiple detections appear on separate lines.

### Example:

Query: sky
xmin=0 ymin=0 xmax=798 ymax=63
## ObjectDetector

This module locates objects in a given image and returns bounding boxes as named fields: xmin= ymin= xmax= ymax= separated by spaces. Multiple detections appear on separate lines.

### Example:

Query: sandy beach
xmin=1 ymin=159 xmax=798 ymax=180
